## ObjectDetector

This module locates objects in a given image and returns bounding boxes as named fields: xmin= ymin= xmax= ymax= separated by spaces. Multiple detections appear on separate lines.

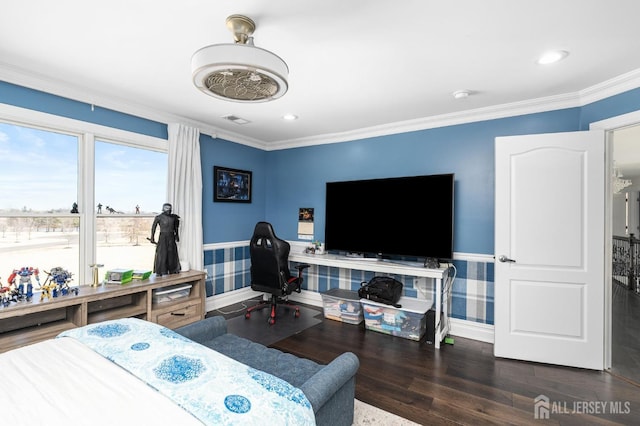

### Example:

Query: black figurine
xmin=148 ymin=203 xmax=181 ymax=276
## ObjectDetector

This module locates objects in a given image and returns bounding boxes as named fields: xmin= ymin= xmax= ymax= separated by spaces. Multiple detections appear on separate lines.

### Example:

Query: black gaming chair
xmin=245 ymin=222 xmax=310 ymax=325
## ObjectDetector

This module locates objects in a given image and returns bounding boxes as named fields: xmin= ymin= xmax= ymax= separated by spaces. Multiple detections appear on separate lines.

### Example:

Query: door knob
xmin=498 ymin=255 xmax=516 ymax=263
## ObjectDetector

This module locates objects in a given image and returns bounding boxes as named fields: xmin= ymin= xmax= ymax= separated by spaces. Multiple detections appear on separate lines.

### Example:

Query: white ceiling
xmin=1 ymin=1 xmax=640 ymax=151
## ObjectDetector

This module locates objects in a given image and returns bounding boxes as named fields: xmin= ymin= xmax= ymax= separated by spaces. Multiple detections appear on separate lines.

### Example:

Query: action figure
xmin=0 ymin=277 xmax=17 ymax=307
xmin=7 ymin=267 xmax=40 ymax=302
xmin=148 ymin=203 xmax=181 ymax=276
xmin=70 ymin=202 xmax=79 ymax=213
xmin=42 ymin=267 xmax=77 ymax=298
xmin=97 ymin=203 xmax=103 ymax=214
xmin=39 ymin=280 xmax=56 ymax=301
xmin=0 ymin=288 xmax=10 ymax=307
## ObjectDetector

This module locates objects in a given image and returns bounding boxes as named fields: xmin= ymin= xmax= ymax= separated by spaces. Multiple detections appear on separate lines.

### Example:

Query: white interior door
xmin=494 ymin=130 xmax=605 ymax=370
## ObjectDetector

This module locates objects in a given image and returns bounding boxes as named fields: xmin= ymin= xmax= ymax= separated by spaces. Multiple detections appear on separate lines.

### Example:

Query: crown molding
xmin=0 ymin=102 xmax=166 ymax=150
xmin=270 ymin=69 xmax=640 ymax=150
xmin=0 ymin=62 xmax=276 ymax=150
xmin=0 ymin=62 xmax=215 ymax=139
xmin=267 ymin=92 xmax=581 ymax=150
xmin=578 ymin=68 xmax=640 ymax=106
xmin=0 ymin=62 xmax=275 ymax=150
xmin=2 ymin=61 xmax=639 ymax=151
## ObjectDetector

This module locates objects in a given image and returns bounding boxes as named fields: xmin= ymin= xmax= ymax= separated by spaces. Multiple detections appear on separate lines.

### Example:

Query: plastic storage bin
xmin=153 ymin=284 xmax=192 ymax=304
xmin=360 ymin=296 xmax=433 ymax=341
xmin=321 ymin=288 xmax=363 ymax=324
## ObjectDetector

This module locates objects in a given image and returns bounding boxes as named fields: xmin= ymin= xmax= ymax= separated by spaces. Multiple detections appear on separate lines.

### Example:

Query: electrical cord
xmin=213 ymin=299 xmax=263 ymax=315
xmin=442 ymin=263 xmax=457 ymax=343
xmin=413 ymin=262 xmax=456 ymax=344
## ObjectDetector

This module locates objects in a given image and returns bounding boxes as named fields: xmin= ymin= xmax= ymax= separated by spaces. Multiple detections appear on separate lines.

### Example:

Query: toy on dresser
xmin=40 ymin=267 xmax=78 ymax=301
xmin=0 ymin=277 xmax=19 ymax=307
xmin=1 ymin=266 xmax=79 ymax=306
xmin=7 ymin=266 xmax=40 ymax=302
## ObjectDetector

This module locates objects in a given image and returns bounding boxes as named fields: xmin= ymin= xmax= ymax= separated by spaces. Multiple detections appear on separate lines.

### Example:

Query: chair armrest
xmin=300 ymin=352 xmax=360 ymax=412
xmin=289 ymin=263 xmax=312 ymax=293
xmin=174 ymin=316 xmax=228 ymax=342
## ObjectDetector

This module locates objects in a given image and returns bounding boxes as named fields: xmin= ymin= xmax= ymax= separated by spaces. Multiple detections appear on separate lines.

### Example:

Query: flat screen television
xmin=324 ymin=173 xmax=454 ymax=262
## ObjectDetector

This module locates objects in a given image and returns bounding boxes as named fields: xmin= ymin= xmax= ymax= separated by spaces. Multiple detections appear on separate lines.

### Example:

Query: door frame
xmin=590 ymin=109 xmax=640 ymax=369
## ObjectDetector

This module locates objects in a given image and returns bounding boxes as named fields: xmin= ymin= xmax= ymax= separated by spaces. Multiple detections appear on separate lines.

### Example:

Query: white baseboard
xmin=288 ymin=289 xmax=324 ymax=307
xmin=449 ymin=317 xmax=495 ymax=344
xmin=206 ymin=289 xmax=496 ymax=344
xmin=205 ymin=288 xmax=322 ymax=314
xmin=205 ymin=287 xmax=254 ymax=313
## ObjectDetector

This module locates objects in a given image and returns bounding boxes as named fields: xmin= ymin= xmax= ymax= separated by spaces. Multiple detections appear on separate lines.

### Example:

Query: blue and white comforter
xmin=58 ymin=318 xmax=315 ymax=425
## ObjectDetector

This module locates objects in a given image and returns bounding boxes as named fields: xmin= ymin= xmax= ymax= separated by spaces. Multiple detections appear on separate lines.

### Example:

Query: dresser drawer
xmin=154 ymin=302 xmax=202 ymax=329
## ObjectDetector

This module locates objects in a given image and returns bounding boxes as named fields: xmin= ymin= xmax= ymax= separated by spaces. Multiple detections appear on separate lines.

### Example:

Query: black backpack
xmin=358 ymin=276 xmax=403 ymax=308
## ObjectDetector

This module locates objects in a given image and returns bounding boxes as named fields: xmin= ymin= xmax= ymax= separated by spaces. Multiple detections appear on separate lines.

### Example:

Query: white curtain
xmin=167 ymin=123 xmax=203 ymax=271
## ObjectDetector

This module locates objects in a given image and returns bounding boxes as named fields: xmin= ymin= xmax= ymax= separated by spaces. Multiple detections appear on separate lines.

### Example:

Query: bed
xmin=0 ymin=318 xmax=315 ymax=425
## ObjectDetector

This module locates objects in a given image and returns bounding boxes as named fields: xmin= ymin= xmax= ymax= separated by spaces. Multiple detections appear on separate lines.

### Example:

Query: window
xmin=95 ymin=139 xmax=167 ymax=275
xmin=0 ymin=117 xmax=167 ymax=291
xmin=0 ymin=123 xmax=80 ymax=289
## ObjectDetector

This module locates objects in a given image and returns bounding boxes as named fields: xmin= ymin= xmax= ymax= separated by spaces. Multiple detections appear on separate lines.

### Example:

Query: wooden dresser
xmin=0 ymin=270 xmax=206 ymax=353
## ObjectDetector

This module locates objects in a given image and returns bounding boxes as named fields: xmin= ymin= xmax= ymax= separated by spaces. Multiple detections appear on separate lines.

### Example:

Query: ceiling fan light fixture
xmin=191 ymin=15 xmax=289 ymax=102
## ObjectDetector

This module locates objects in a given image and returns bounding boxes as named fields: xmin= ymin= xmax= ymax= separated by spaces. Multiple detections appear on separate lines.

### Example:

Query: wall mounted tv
xmin=324 ymin=173 xmax=454 ymax=261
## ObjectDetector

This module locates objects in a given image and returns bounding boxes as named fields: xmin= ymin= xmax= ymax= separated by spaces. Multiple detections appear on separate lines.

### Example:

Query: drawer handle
xmin=171 ymin=312 xmax=186 ymax=316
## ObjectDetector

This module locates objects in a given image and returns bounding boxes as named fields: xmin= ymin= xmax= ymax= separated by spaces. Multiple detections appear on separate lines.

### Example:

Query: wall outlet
xmin=413 ymin=277 xmax=428 ymax=289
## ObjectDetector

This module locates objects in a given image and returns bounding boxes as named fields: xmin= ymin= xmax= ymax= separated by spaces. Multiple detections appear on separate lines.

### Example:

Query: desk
xmin=289 ymin=252 xmax=452 ymax=348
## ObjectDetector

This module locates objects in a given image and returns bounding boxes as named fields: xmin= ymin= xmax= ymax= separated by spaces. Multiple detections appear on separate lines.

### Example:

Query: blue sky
xmin=0 ymin=122 xmax=167 ymax=213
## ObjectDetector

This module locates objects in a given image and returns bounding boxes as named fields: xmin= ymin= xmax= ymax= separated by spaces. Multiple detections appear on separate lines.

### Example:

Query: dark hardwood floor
xmin=267 ymin=297 xmax=640 ymax=425
xmin=611 ymin=283 xmax=640 ymax=384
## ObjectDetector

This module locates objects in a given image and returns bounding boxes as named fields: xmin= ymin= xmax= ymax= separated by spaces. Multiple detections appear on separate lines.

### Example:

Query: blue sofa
xmin=175 ymin=316 xmax=360 ymax=426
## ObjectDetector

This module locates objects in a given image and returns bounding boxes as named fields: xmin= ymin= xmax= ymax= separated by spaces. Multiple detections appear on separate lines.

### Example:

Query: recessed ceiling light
xmin=452 ymin=90 xmax=471 ymax=99
xmin=537 ymin=50 xmax=569 ymax=65
xmin=282 ymin=113 xmax=298 ymax=121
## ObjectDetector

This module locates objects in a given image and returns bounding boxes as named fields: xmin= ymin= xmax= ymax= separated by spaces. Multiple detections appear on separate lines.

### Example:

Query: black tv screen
xmin=324 ymin=173 xmax=454 ymax=261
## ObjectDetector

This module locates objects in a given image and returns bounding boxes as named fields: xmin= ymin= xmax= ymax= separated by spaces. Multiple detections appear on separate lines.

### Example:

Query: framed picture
xmin=213 ymin=166 xmax=252 ymax=203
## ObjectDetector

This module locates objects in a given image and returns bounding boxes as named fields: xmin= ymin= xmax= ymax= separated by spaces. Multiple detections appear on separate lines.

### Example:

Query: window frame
xmin=0 ymin=103 xmax=167 ymax=284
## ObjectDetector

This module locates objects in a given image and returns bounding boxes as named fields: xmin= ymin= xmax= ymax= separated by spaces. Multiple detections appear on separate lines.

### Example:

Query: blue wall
xmin=579 ymin=87 xmax=640 ymax=130
xmin=0 ymin=81 xmax=167 ymax=138
xmin=4 ymin=81 xmax=640 ymax=254
xmin=264 ymin=108 xmax=582 ymax=255
xmin=200 ymin=134 xmax=267 ymax=243
xmin=4 ymin=80 xmax=640 ymax=326
xmin=0 ymin=81 xmax=267 ymax=245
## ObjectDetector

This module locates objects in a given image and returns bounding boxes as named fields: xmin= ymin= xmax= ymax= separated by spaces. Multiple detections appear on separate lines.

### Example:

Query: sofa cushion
xmin=198 ymin=333 xmax=323 ymax=388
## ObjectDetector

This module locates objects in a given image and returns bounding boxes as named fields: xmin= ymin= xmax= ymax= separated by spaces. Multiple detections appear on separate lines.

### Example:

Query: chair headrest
xmin=252 ymin=221 xmax=276 ymax=239
xmin=250 ymin=221 xmax=289 ymax=255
